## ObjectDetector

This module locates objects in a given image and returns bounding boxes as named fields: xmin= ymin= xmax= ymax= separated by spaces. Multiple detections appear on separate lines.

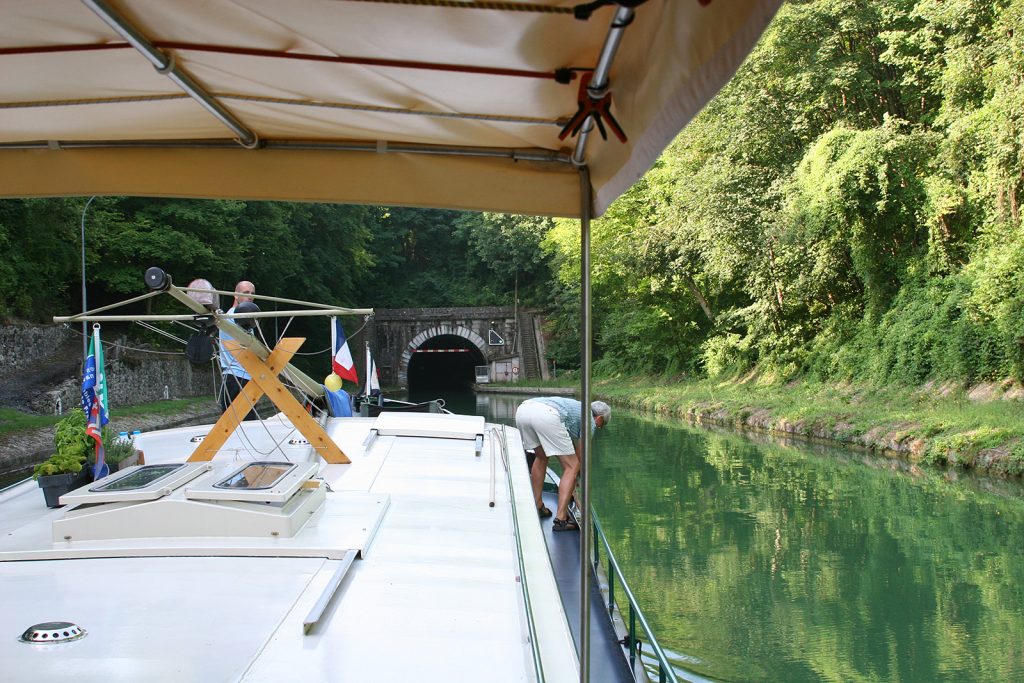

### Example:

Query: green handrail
xmin=591 ymin=510 xmax=679 ymax=683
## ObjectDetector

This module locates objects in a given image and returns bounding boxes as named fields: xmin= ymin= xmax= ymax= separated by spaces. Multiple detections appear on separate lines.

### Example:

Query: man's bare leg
xmin=530 ymin=446 xmax=548 ymax=509
xmin=555 ymin=453 xmax=579 ymax=520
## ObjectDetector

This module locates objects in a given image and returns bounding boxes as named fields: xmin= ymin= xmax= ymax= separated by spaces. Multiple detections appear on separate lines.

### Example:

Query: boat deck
xmin=540 ymin=490 xmax=636 ymax=683
xmin=0 ymin=414 xmax=583 ymax=682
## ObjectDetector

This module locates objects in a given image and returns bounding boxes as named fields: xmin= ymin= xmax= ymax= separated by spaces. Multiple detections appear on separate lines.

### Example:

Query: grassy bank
xmin=0 ymin=396 xmax=216 ymax=438
xmin=489 ymin=375 xmax=1024 ymax=477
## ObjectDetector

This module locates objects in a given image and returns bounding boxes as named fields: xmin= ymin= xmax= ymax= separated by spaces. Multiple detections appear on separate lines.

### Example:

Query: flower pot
xmin=37 ymin=470 xmax=90 ymax=509
xmin=111 ymin=450 xmax=140 ymax=472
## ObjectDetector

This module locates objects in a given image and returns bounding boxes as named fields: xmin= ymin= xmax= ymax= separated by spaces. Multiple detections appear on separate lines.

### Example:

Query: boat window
xmin=213 ymin=462 xmax=295 ymax=490
xmin=91 ymin=464 xmax=184 ymax=492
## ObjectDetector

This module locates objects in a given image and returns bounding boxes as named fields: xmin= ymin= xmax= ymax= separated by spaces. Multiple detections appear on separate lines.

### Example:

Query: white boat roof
xmin=0 ymin=0 xmax=780 ymax=216
xmin=0 ymin=413 xmax=576 ymax=682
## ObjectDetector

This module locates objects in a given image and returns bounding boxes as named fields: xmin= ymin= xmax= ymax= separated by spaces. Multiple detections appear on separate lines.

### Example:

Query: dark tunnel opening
xmin=407 ymin=334 xmax=486 ymax=392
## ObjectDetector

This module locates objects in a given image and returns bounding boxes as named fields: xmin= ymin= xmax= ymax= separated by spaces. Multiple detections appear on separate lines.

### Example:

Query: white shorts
xmin=515 ymin=401 xmax=575 ymax=457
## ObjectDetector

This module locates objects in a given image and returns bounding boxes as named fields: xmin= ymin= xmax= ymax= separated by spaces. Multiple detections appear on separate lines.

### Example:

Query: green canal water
xmin=461 ymin=391 xmax=1024 ymax=683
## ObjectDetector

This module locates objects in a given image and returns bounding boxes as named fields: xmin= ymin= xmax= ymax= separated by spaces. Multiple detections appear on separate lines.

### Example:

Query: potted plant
xmin=34 ymin=409 xmax=92 ymax=508
xmin=99 ymin=427 xmax=140 ymax=472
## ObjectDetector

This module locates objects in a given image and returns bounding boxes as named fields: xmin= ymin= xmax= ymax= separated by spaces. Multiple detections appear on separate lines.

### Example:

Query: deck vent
xmin=19 ymin=622 xmax=86 ymax=644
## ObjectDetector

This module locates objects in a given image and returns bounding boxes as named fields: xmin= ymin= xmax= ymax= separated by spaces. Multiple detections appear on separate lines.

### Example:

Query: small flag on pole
xmin=367 ymin=352 xmax=381 ymax=397
xmin=81 ymin=325 xmax=109 ymax=480
xmin=331 ymin=318 xmax=359 ymax=385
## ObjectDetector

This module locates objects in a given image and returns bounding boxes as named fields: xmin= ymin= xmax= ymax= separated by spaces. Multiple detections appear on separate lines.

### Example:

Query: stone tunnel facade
xmin=364 ymin=306 xmax=547 ymax=389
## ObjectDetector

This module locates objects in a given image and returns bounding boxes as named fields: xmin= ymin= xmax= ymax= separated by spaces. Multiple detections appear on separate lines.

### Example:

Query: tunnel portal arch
xmin=370 ymin=307 xmax=547 ymax=389
xmin=400 ymin=326 xmax=489 ymax=390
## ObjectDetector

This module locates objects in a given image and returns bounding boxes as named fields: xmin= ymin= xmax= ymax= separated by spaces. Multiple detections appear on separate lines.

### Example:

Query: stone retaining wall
xmin=1 ymin=322 xmax=214 ymax=415
xmin=0 ymin=323 xmax=74 ymax=373
xmin=33 ymin=354 xmax=215 ymax=414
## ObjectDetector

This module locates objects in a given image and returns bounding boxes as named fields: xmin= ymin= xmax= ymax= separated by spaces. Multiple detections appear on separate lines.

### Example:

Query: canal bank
xmin=474 ymin=384 xmax=576 ymax=396
xmin=478 ymin=375 xmax=1024 ymax=477
xmin=589 ymin=375 xmax=1024 ymax=478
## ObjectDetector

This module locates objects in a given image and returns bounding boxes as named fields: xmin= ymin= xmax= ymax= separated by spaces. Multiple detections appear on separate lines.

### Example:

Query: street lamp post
xmin=81 ymin=196 xmax=97 ymax=363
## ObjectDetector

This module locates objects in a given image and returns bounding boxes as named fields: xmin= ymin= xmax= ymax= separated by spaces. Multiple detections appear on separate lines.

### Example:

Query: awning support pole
xmin=80 ymin=0 xmax=259 ymax=148
xmin=579 ymin=165 xmax=594 ymax=683
xmin=571 ymin=5 xmax=636 ymax=166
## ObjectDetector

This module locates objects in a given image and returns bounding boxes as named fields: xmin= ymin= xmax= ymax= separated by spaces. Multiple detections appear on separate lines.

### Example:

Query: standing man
xmin=219 ymin=280 xmax=258 ymax=420
xmin=515 ymin=397 xmax=610 ymax=531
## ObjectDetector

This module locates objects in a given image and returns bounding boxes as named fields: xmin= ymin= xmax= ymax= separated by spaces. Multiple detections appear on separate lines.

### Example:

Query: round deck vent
xmin=19 ymin=622 xmax=86 ymax=644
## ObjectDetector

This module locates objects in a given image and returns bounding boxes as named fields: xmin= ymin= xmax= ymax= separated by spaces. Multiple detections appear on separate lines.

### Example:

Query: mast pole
xmin=366 ymin=340 xmax=372 ymax=397
xmin=80 ymin=195 xmax=96 ymax=364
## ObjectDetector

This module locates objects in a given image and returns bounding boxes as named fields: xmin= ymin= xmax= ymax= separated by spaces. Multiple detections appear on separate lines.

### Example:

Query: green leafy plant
xmin=53 ymin=408 xmax=91 ymax=462
xmin=33 ymin=408 xmax=91 ymax=479
xmin=33 ymin=452 xmax=86 ymax=479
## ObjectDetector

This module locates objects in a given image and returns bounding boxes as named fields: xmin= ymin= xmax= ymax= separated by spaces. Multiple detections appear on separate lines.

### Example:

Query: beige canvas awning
xmin=0 ymin=0 xmax=780 ymax=216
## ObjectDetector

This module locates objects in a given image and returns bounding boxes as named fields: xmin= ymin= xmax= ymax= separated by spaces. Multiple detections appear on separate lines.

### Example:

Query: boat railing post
xmin=488 ymin=429 xmax=497 ymax=507
xmin=629 ymin=606 xmax=637 ymax=671
xmin=579 ymin=165 xmax=593 ymax=683
xmin=607 ymin=564 xmax=616 ymax=619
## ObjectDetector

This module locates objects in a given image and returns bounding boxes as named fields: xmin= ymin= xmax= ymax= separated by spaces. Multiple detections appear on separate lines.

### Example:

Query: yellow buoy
xmin=324 ymin=373 xmax=342 ymax=392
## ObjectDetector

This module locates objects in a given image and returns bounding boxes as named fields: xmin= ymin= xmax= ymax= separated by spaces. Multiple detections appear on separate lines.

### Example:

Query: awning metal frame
xmin=81 ymin=0 xmax=259 ymax=148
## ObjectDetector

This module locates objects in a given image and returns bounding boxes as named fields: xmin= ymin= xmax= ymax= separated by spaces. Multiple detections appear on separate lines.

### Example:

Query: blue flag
xmin=81 ymin=327 xmax=109 ymax=480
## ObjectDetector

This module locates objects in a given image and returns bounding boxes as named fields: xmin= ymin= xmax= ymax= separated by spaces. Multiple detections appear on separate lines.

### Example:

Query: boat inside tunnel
xmin=406 ymin=334 xmax=486 ymax=392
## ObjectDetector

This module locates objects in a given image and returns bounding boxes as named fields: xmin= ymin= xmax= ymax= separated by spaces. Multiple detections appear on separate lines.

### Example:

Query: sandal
xmin=537 ymin=505 xmax=553 ymax=518
xmin=552 ymin=517 xmax=580 ymax=532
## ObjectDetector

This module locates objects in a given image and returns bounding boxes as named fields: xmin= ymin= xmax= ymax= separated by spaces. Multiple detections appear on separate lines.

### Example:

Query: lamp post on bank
xmin=80 ymin=195 xmax=97 ymax=363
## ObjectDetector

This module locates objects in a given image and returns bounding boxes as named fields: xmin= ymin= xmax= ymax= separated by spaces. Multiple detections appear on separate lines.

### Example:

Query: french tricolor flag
xmin=331 ymin=318 xmax=359 ymax=385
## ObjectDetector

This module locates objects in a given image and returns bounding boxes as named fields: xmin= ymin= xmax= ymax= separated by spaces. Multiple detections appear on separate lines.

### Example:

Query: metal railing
xmin=591 ymin=511 xmax=679 ymax=683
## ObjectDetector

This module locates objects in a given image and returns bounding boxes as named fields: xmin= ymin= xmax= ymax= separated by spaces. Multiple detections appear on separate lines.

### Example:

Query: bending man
xmin=515 ymin=397 xmax=610 ymax=532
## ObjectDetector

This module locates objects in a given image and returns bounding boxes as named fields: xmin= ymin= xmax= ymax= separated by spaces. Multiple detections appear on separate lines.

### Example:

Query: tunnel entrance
xmin=407 ymin=334 xmax=486 ymax=392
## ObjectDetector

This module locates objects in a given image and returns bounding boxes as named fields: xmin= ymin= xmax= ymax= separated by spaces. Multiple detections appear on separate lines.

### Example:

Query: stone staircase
xmin=517 ymin=313 xmax=541 ymax=380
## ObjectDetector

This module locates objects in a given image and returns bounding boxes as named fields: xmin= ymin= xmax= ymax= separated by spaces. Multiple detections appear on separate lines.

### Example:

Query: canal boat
xmin=0 ymin=1 xmax=781 ymax=681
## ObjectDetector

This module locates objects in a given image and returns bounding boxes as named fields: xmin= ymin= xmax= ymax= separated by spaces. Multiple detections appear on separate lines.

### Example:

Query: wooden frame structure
xmin=188 ymin=337 xmax=349 ymax=464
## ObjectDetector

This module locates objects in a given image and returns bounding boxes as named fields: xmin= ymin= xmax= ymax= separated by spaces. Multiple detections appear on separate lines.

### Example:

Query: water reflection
xmin=593 ymin=410 xmax=1024 ymax=683
xmin=436 ymin=391 xmax=1024 ymax=683
xmin=408 ymin=388 xmax=521 ymax=426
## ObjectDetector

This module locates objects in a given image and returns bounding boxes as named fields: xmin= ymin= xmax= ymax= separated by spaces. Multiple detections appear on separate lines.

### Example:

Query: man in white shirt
xmin=218 ymin=280 xmax=258 ymax=420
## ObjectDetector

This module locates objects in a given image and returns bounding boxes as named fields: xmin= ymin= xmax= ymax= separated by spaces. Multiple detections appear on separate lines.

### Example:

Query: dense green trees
xmin=3 ymin=0 xmax=1021 ymax=388
xmin=544 ymin=0 xmax=1024 ymax=385
xmin=0 ymin=198 xmax=372 ymax=317
xmin=0 ymin=200 xmax=550 ymax=318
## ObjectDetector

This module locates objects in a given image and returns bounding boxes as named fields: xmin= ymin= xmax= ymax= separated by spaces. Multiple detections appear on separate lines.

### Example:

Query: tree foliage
xmin=3 ymin=0 xmax=1023 ymax=388
xmin=541 ymin=0 xmax=1024 ymax=384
